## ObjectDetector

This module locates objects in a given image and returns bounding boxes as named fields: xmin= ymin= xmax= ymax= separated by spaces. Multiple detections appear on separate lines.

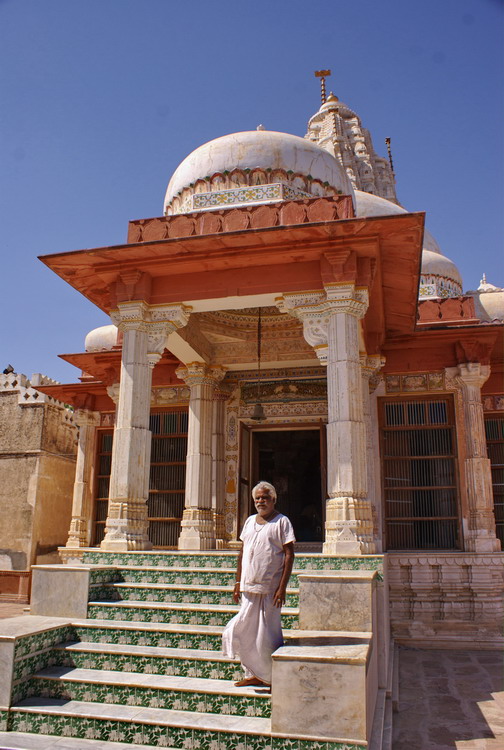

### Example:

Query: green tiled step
xmin=89 ymin=583 xmax=299 ymax=608
xmin=83 ymin=551 xmax=239 ymax=569
xmin=89 ymin=565 xmax=306 ymax=588
xmin=8 ymin=699 xmax=365 ymax=749
xmin=54 ymin=641 xmax=245 ymax=681
xmin=0 ymin=732 xmax=178 ymax=750
xmin=72 ymin=620 xmax=225 ymax=651
xmin=24 ymin=667 xmax=271 ymax=718
xmin=82 ymin=550 xmax=384 ymax=578
xmin=87 ymin=601 xmax=299 ymax=629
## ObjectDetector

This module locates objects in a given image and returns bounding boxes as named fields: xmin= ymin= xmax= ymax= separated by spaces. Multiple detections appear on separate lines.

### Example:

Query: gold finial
xmin=315 ymin=69 xmax=331 ymax=104
xmin=385 ymin=137 xmax=395 ymax=174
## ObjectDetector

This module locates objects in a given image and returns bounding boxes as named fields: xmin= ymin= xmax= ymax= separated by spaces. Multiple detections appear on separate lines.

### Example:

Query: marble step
xmin=71 ymin=619 xmax=226 ymax=651
xmin=89 ymin=582 xmax=298 ymax=608
xmin=52 ymin=641 xmax=245 ymax=682
xmin=23 ymin=666 xmax=271 ymax=718
xmin=8 ymin=698 xmax=359 ymax=749
xmin=81 ymin=549 xmax=384 ymax=579
xmin=0 ymin=732 xmax=179 ymax=750
xmin=86 ymin=600 xmax=299 ymax=629
xmin=89 ymin=565 xmax=304 ymax=588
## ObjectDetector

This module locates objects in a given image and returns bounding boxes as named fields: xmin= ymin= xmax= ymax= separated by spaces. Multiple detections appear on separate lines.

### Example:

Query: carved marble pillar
xmin=212 ymin=387 xmax=230 ymax=548
xmin=279 ymin=283 xmax=373 ymax=554
xmin=446 ymin=362 xmax=500 ymax=552
xmin=176 ymin=363 xmax=226 ymax=550
xmin=101 ymin=302 xmax=190 ymax=551
xmin=324 ymin=284 xmax=373 ymax=554
xmin=361 ymin=356 xmax=385 ymax=553
xmin=66 ymin=409 xmax=101 ymax=548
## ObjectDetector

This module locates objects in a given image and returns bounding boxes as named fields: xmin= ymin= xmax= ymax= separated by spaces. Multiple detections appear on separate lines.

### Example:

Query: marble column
xmin=176 ymin=363 xmax=226 ymax=550
xmin=323 ymin=284 xmax=372 ymax=554
xmin=278 ymin=283 xmax=373 ymax=554
xmin=65 ymin=409 xmax=101 ymax=548
xmin=101 ymin=301 xmax=190 ymax=551
xmin=361 ymin=356 xmax=385 ymax=553
xmin=446 ymin=362 xmax=500 ymax=552
xmin=212 ymin=387 xmax=229 ymax=548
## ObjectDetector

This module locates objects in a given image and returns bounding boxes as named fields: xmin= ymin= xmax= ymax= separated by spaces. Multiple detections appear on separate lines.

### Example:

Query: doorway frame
xmin=238 ymin=421 xmax=327 ymax=537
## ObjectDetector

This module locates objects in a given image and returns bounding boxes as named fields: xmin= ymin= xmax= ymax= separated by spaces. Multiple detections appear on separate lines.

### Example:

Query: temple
xmin=0 ymin=85 xmax=502 ymax=748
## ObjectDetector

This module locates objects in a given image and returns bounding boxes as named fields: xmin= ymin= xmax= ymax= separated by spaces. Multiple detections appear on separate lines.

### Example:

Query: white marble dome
xmin=164 ymin=129 xmax=355 ymax=215
xmin=85 ymin=325 xmax=119 ymax=352
xmin=470 ymin=276 xmax=504 ymax=322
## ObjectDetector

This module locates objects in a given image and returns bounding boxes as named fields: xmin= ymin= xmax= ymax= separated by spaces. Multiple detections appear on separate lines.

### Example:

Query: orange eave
xmin=39 ymin=209 xmax=425 ymax=348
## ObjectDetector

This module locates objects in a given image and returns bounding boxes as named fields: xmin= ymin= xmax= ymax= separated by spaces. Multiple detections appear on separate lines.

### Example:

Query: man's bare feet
xmin=234 ymin=676 xmax=270 ymax=688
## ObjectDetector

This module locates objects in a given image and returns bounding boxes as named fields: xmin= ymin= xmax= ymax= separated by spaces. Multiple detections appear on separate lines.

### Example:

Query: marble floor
xmin=392 ymin=646 xmax=503 ymax=750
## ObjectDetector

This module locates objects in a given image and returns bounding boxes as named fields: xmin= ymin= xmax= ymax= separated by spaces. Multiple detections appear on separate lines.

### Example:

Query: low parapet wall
xmin=387 ymin=552 xmax=504 ymax=649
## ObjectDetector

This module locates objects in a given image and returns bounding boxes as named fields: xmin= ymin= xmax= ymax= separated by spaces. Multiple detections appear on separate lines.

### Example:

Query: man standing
xmin=222 ymin=481 xmax=295 ymax=687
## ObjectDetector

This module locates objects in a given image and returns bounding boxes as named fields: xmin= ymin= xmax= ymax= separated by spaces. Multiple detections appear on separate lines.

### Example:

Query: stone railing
xmin=127 ymin=195 xmax=354 ymax=244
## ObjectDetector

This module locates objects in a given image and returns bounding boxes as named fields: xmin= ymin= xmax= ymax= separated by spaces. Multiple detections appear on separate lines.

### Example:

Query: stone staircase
xmin=0 ymin=551 xmax=387 ymax=750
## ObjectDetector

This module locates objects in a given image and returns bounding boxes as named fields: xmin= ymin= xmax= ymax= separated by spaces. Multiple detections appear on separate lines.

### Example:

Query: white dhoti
xmin=221 ymin=591 xmax=283 ymax=684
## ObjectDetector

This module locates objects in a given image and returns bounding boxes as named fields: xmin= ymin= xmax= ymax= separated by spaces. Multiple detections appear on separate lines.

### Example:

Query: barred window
xmin=380 ymin=396 xmax=461 ymax=550
xmin=92 ymin=410 xmax=188 ymax=548
xmin=485 ymin=414 xmax=504 ymax=549
xmin=93 ymin=430 xmax=112 ymax=546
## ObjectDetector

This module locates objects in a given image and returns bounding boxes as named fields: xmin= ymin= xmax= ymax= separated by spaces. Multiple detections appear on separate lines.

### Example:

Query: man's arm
xmin=273 ymin=542 xmax=295 ymax=607
xmin=233 ymin=547 xmax=243 ymax=604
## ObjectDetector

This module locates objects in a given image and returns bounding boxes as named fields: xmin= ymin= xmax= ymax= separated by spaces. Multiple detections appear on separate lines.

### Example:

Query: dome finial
xmin=314 ymin=69 xmax=331 ymax=104
xmin=256 ymin=124 xmax=265 ymax=131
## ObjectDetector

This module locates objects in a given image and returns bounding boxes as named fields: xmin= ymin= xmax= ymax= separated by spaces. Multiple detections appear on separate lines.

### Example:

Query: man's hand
xmin=273 ymin=586 xmax=286 ymax=608
xmin=233 ymin=583 xmax=241 ymax=604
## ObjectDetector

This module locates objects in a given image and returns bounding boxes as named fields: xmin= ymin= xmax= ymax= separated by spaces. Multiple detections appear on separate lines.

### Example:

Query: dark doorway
xmin=252 ymin=429 xmax=323 ymax=542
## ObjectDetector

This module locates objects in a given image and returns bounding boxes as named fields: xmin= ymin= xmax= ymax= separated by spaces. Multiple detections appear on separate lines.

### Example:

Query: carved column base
xmin=100 ymin=500 xmax=152 ymax=551
xmin=66 ymin=517 xmax=90 ymax=549
xmin=178 ymin=509 xmax=216 ymax=550
xmin=323 ymin=497 xmax=376 ymax=555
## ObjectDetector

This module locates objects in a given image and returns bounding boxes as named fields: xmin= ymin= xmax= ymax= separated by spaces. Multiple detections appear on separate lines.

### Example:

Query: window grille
xmin=485 ymin=414 xmax=504 ymax=549
xmin=92 ymin=410 xmax=188 ymax=548
xmin=380 ymin=396 xmax=460 ymax=550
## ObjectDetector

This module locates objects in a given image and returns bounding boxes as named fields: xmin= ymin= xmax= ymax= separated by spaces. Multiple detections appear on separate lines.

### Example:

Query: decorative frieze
xmin=483 ymin=394 xmax=504 ymax=412
xmin=240 ymin=378 xmax=327 ymax=404
xmin=191 ymin=182 xmax=311 ymax=211
xmin=385 ymin=372 xmax=445 ymax=393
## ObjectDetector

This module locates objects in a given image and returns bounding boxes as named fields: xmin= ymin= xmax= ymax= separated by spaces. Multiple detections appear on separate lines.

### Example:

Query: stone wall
xmin=0 ymin=374 xmax=77 ymax=570
xmin=387 ymin=552 xmax=504 ymax=648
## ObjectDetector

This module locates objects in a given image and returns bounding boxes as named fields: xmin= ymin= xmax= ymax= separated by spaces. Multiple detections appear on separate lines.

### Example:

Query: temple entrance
xmin=239 ymin=426 xmax=325 ymax=542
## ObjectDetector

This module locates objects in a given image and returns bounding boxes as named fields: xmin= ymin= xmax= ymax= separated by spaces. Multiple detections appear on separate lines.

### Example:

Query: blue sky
xmin=1 ymin=0 xmax=503 ymax=383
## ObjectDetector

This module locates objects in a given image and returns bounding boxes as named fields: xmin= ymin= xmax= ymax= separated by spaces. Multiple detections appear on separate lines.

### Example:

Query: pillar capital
xmin=360 ymin=354 xmax=386 ymax=380
xmin=445 ymin=362 xmax=490 ymax=392
xmin=73 ymin=409 xmax=101 ymax=428
xmin=176 ymin=363 xmax=227 ymax=388
xmin=111 ymin=301 xmax=191 ymax=358
xmin=277 ymin=285 xmax=369 ymax=365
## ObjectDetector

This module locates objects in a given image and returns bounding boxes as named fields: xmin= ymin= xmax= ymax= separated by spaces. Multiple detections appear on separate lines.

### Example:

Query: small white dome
xmin=85 ymin=325 xmax=119 ymax=352
xmin=164 ymin=129 xmax=355 ymax=214
xmin=470 ymin=277 xmax=504 ymax=321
